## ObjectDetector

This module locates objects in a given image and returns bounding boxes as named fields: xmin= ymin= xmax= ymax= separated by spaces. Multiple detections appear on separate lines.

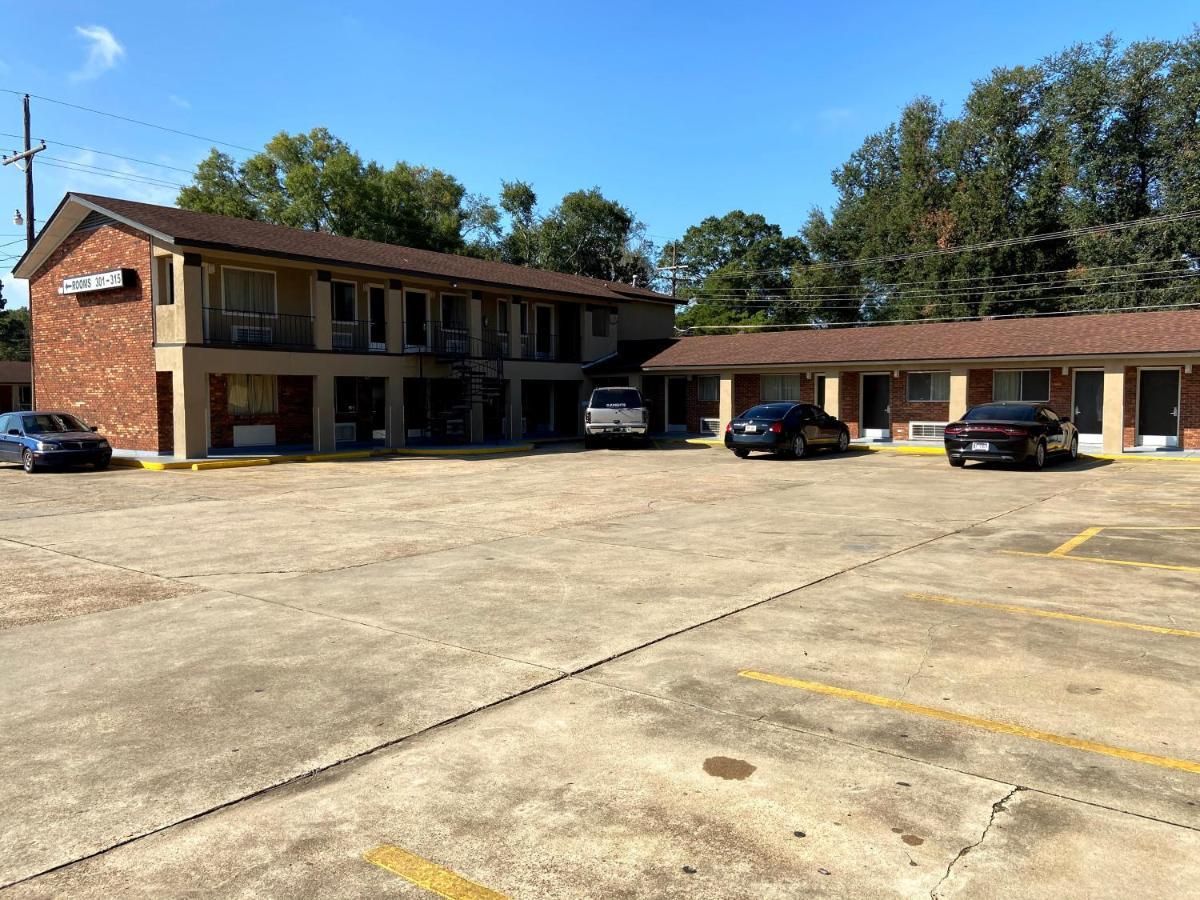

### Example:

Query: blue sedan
xmin=0 ymin=411 xmax=113 ymax=473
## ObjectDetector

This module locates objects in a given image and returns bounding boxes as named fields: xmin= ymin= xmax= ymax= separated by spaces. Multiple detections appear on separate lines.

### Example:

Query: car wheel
xmin=733 ymin=448 xmax=750 ymax=459
xmin=94 ymin=459 xmax=110 ymax=471
xmin=1069 ymin=434 xmax=1079 ymax=461
xmin=21 ymin=449 xmax=37 ymax=474
xmin=792 ymin=434 xmax=807 ymax=459
xmin=1031 ymin=440 xmax=1047 ymax=470
xmin=583 ymin=436 xmax=596 ymax=450
xmin=836 ymin=429 xmax=850 ymax=452
xmin=948 ymin=456 xmax=966 ymax=468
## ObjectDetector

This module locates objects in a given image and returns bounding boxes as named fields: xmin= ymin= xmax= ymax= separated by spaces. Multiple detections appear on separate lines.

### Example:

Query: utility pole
xmin=657 ymin=241 xmax=688 ymax=298
xmin=2 ymin=94 xmax=46 ymax=250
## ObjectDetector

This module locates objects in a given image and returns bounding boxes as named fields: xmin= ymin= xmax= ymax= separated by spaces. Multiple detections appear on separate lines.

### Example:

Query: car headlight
xmin=35 ymin=441 xmax=60 ymax=451
xmin=98 ymin=439 xmax=110 ymax=448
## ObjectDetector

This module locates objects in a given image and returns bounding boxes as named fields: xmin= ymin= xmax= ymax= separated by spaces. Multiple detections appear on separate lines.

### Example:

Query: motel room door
xmin=1072 ymin=370 xmax=1104 ymax=445
xmin=405 ymin=292 xmax=428 ymax=349
xmin=1137 ymin=369 xmax=1180 ymax=448
xmin=666 ymin=376 xmax=688 ymax=433
xmin=861 ymin=373 xmax=891 ymax=439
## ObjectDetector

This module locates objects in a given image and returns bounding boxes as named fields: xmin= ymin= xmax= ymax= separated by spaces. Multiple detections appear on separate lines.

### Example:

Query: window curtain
xmin=223 ymin=269 xmax=274 ymax=313
xmin=698 ymin=376 xmax=719 ymax=402
xmin=761 ymin=374 xmax=801 ymax=401
xmin=227 ymin=374 xmax=278 ymax=416
xmin=994 ymin=371 xmax=1022 ymax=401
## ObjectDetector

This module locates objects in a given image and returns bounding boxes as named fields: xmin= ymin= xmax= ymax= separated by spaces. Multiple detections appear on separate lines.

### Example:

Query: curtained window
xmin=993 ymin=370 xmax=1049 ymax=402
xmin=760 ymin=374 xmax=802 ymax=401
xmin=907 ymin=371 xmax=950 ymax=402
xmin=697 ymin=376 xmax=719 ymax=402
xmin=227 ymin=374 xmax=278 ymax=416
xmin=222 ymin=268 xmax=275 ymax=313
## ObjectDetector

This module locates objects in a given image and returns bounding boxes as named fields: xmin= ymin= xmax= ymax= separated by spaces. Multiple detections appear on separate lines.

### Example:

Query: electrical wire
xmin=37 ymin=159 xmax=187 ymax=191
xmin=40 ymin=155 xmax=187 ymax=189
xmin=0 ymin=131 xmax=199 ymax=175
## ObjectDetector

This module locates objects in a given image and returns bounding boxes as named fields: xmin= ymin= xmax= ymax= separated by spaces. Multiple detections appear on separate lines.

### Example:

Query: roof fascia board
xmin=643 ymin=350 xmax=1200 ymax=371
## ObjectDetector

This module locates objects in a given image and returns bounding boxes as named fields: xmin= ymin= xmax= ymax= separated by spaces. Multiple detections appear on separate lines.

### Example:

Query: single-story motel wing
xmin=13 ymin=192 xmax=1200 ymax=458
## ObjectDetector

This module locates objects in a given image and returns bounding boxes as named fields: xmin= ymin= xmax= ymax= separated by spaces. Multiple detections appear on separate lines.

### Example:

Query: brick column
xmin=1102 ymin=363 xmax=1125 ymax=454
xmin=314 ymin=373 xmax=336 ymax=451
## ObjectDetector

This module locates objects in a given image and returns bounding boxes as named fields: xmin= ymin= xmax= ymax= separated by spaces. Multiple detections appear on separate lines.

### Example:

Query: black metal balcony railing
xmin=483 ymin=328 xmax=510 ymax=358
xmin=332 ymin=319 xmax=384 ymax=353
xmin=203 ymin=307 xmax=314 ymax=349
xmin=426 ymin=320 xmax=471 ymax=357
xmin=519 ymin=332 xmax=559 ymax=361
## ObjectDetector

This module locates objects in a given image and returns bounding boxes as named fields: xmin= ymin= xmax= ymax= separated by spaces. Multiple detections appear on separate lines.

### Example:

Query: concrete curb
xmin=109 ymin=443 xmax=536 ymax=473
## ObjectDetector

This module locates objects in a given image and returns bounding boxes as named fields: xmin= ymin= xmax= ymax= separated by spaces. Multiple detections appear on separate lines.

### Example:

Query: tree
xmin=666 ymin=211 xmax=807 ymax=329
xmin=178 ymin=128 xmax=477 ymax=253
xmin=0 ymin=283 xmax=31 ymax=359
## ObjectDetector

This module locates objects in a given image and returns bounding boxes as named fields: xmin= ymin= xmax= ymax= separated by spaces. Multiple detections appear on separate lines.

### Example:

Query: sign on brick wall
xmin=59 ymin=268 xmax=135 ymax=295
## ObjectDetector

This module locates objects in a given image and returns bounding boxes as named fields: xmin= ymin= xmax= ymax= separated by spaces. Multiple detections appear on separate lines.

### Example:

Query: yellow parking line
xmin=1003 ymin=550 xmax=1200 ymax=574
xmin=364 ymin=845 xmax=508 ymax=899
xmin=1048 ymin=526 xmax=1104 ymax=557
xmin=904 ymin=591 xmax=1200 ymax=638
xmin=738 ymin=670 xmax=1200 ymax=774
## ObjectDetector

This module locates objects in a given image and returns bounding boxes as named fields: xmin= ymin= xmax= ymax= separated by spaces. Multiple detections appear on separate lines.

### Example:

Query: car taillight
xmin=769 ymin=421 xmax=783 ymax=434
xmin=585 ymin=410 xmax=591 ymax=424
xmin=725 ymin=421 xmax=733 ymax=433
xmin=997 ymin=426 xmax=1027 ymax=437
xmin=944 ymin=423 xmax=966 ymax=435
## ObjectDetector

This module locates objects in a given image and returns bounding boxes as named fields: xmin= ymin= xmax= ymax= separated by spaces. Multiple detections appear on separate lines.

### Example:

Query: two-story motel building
xmin=15 ymin=193 xmax=679 ymax=458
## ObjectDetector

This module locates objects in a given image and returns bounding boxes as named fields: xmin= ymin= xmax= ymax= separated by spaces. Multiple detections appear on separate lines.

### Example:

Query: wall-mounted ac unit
xmin=700 ymin=417 xmax=720 ymax=435
xmin=335 ymin=422 xmax=357 ymax=443
xmin=909 ymin=421 xmax=948 ymax=441
xmin=232 ymin=424 xmax=276 ymax=447
xmin=232 ymin=325 xmax=272 ymax=344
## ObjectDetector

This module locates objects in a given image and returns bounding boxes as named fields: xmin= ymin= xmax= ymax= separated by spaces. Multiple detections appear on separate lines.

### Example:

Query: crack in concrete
xmin=900 ymin=622 xmax=940 ymax=700
xmin=930 ymin=785 xmax=1023 ymax=899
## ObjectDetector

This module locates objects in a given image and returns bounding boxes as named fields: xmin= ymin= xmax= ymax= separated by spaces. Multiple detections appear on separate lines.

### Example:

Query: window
xmin=588 ymin=388 xmax=643 ymax=409
xmin=227 ymin=374 xmax=278 ymax=416
xmin=697 ymin=375 xmax=719 ymax=402
xmin=907 ymin=371 xmax=950 ymax=402
xmin=994 ymin=369 xmax=1050 ymax=402
xmin=17 ymin=385 xmax=32 ymax=410
xmin=157 ymin=258 xmax=175 ymax=306
xmin=332 ymin=281 xmax=357 ymax=322
xmin=0 ymin=414 xmax=9 ymax=434
xmin=221 ymin=267 xmax=276 ymax=314
xmin=591 ymin=306 xmax=611 ymax=338
xmin=760 ymin=374 xmax=802 ymax=402
xmin=741 ymin=403 xmax=792 ymax=420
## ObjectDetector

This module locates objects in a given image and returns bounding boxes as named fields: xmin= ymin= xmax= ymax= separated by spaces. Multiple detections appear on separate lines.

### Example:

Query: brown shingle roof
xmin=0 ymin=359 xmax=31 ymax=383
xmin=69 ymin=194 xmax=676 ymax=306
xmin=642 ymin=309 xmax=1200 ymax=369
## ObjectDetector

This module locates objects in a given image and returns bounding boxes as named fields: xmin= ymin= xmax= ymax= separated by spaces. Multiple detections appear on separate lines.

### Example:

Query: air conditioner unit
xmin=909 ymin=421 xmax=948 ymax=441
xmin=700 ymin=417 xmax=720 ymax=435
xmin=335 ymin=422 xmax=357 ymax=443
xmin=232 ymin=325 xmax=272 ymax=344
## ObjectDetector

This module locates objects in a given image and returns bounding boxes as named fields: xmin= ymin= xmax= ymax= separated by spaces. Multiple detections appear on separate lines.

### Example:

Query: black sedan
xmin=944 ymin=402 xmax=1079 ymax=469
xmin=725 ymin=402 xmax=851 ymax=458
xmin=0 ymin=411 xmax=113 ymax=473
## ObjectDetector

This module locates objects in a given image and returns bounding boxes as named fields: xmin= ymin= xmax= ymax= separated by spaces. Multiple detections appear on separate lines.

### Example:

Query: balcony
xmin=518 ymin=332 xmax=560 ymax=361
xmin=203 ymin=307 xmax=314 ymax=350
xmin=332 ymin=319 xmax=387 ymax=353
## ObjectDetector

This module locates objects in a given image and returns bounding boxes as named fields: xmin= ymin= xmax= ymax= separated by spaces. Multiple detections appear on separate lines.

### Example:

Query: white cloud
xmin=168 ymin=94 xmax=190 ymax=109
xmin=71 ymin=25 xmax=125 ymax=81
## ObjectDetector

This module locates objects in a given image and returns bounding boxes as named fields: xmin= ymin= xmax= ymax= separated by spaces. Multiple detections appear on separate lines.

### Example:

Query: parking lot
xmin=1 ymin=444 xmax=1197 ymax=898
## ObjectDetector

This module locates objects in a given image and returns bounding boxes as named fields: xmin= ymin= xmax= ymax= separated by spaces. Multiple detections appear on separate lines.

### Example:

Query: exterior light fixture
xmin=12 ymin=209 xmax=22 ymax=227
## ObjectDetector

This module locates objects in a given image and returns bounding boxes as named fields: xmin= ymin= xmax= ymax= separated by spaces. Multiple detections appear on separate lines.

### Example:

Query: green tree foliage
xmin=794 ymin=30 xmax=1200 ymax=325
xmin=178 ymin=128 xmax=485 ymax=254
xmin=665 ymin=211 xmax=807 ymax=329
xmin=0 ymin=282 xmax=31 ymax=359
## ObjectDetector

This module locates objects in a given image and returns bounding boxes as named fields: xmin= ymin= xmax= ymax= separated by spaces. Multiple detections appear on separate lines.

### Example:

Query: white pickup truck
xmin=584 ymin=387 xmax=650 ymax=447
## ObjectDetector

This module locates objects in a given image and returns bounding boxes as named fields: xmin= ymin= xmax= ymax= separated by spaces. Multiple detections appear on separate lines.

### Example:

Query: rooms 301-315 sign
xmin=60 ymin=268 xmax=135 ymax=295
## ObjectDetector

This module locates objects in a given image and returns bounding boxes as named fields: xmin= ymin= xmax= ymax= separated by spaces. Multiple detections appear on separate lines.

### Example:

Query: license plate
xmin=745 ymin=425 xmax=758 ymax=433
xmin=612 ymin=427 xmax=626 ymax=433
xmin=970 ymin=441 xmax=990 ymax=452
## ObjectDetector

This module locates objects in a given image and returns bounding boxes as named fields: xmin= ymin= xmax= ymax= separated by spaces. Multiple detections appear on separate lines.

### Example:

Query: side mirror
xmin=90 ymin=426 xmax=99 ymax=432
xmin=7 ymin=429 xmax=19 ymax=436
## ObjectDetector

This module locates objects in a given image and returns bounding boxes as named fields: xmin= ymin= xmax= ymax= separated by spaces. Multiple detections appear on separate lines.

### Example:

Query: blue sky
xmin=3 ymin=1 xmax=1197 ymax=307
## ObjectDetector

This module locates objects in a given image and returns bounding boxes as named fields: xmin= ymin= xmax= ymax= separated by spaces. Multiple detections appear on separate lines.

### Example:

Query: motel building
xmin=0 ymin=360 xmax=32 ymax=413
xmin=587 ymin=311 xmax=1200 ymax=454
xmin=14 ymin=193 xmax=679 ymax=458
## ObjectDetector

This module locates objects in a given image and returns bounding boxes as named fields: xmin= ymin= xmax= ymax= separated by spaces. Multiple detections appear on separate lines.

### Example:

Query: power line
xmin=40 ymin=155 xmax=187 ymax=188
xmin=0 ymin=131 xmax=199 ymax=175
xmin=37 ymin=159 xmax=187 ymax=191
xmin=0 ymin=89 xmax=257 ymax=154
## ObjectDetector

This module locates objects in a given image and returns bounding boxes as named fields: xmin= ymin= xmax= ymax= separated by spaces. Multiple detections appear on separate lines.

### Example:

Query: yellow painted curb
xmin=849 ymin=443 xmax=944 ymax=456
xmin=1086 ymin=452 xmax=1200 ymax=463
xmin=654 ymin=436 xmax=723 ymax=447
xmin=390 ymin=444 xmax=533 ymax=456
xmin=302 ymin=450 xmax=375 ymax=463
xmin=190 ymin=458 xmax=272 ymax=471
xmin=109 ymin=457 xmax=193 ymax=470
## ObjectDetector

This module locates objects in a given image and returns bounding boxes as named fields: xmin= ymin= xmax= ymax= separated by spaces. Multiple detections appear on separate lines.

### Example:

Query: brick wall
xmin=1123 ymin=366 xmax=1137 ymax=449
xmin=209 ymin=374 xmax=314 ymax=449
xmin=733 ymin=374 xmax=760 ymax=416
xmin=1183 ymin=369 xmax=1200 ymax=450
xmin=967 ymin=369 xmax=992 ymax=408
xmin=840 ymin=373 xmax=860 ymax=438
xmin=156 ymin=372 xmax=173 ymax=450
xmin=684 ymin=375 xmax=720 ymax=432
xmin=890 ymin=373 xmax=949 ymax=440
xmin=29 ymin=223 xmax=163 ymax=450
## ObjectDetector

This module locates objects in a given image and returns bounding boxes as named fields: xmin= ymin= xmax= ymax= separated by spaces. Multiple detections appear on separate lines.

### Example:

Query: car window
xmin=963 ymin=404 xmax=1035 ymax=422
xmin=21 ymin=413 xmax=88 ymax=434
xmin=1040 ymin=407 xmax=1060 ymax=422
xmin=589 ymin=389 xmax=643 ymax=409
xmin=740 ymin=404 xmax=791 ymax=420
xmin=0 ymin=415 xmax=10 ymax=433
